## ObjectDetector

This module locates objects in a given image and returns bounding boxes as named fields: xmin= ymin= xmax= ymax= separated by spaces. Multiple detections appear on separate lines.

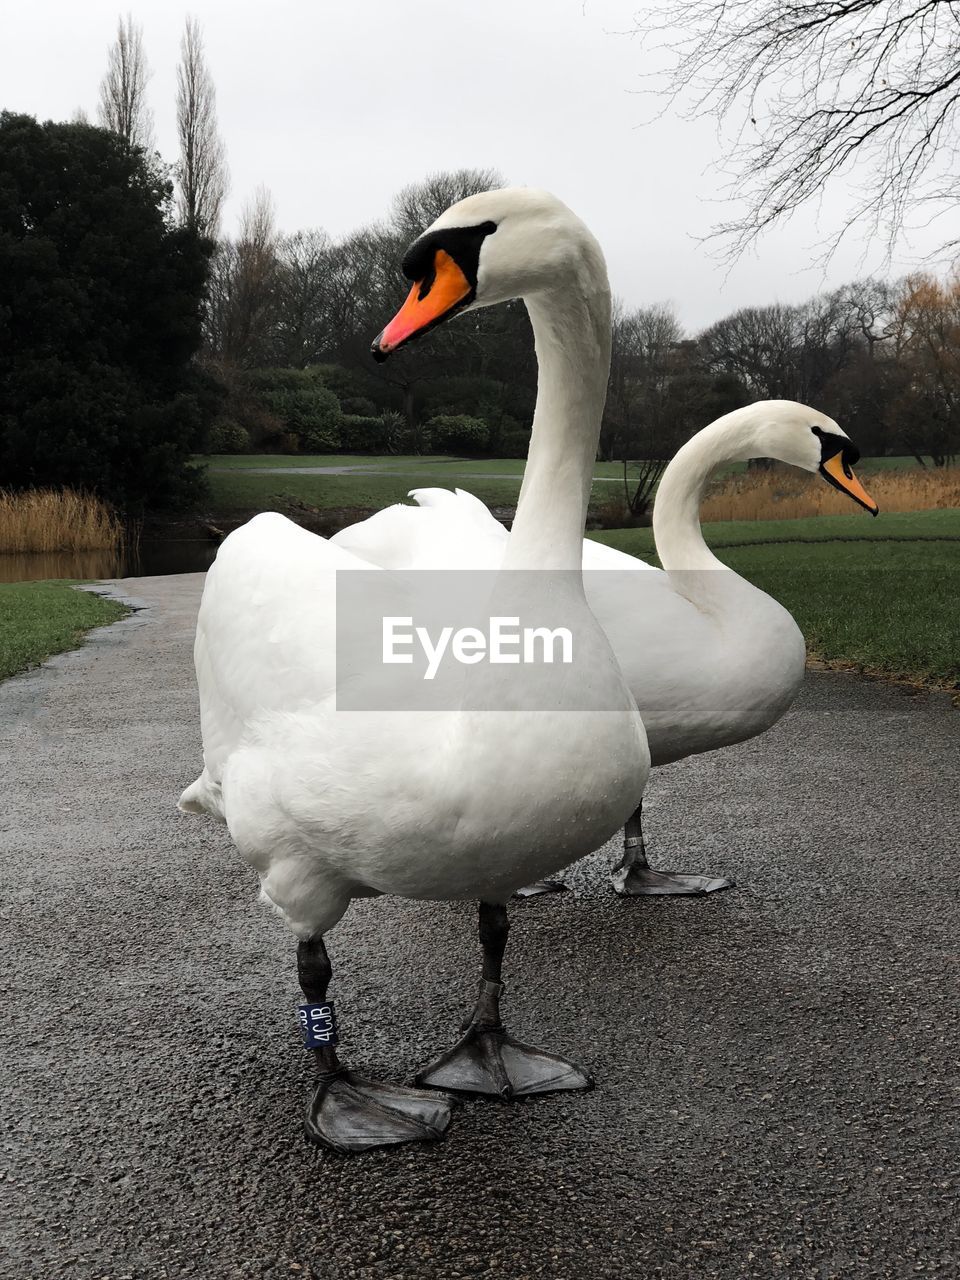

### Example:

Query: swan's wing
xmin=334 ymin=487 xmax=665 ymax=578
xmin=330 ymin=499 xmax=436 ymax=569
xmin=331 ymin=487 xmax=508 ymax=570
xmin=189 ymin=513 xmax=372 ymax=794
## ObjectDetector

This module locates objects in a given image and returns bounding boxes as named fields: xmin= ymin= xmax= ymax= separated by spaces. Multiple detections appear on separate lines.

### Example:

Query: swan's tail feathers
xmin=178 ymin=769 xmax=226 ymax=821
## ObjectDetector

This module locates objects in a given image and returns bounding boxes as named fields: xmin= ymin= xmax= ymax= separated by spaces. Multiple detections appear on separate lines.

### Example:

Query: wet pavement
xmin=2 ymin=573 xmax=958 ymax=1279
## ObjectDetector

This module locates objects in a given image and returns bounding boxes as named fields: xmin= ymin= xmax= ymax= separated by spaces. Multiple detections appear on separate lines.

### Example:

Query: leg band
xmin=298 ymin=1001 xmax=339 ymax=1048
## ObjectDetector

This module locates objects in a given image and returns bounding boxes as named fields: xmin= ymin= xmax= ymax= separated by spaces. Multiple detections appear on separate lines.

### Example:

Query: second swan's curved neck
xmin=503 ymin=282 xmax=612 ymax=573
xmin=653 ymin=410 xmax=758 ymax=575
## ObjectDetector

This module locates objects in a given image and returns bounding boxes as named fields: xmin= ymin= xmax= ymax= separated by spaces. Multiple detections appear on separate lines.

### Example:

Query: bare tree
xmin=97 ymin=14 xmax=154 ymax=153
xmin=888 ymin=271 xmax=960 ymax=463
xmin=205 ymin=186 xmax=279 ymax=366
xmin=273 ymin=229 xmax=334 ymax=367
xmin=389 ymin=168 xmax=505 ymax=243
xmin=602 ymin=302 xmax=692 ymax=512
xmin=631 ymin=0 xmax=960 ymax=260
xmin=176 ymin=17 xmax=229 ymax=237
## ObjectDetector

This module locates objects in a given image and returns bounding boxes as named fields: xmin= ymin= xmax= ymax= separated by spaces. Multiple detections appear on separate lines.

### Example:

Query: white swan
xmin=334 ymin=401 xmax=878 ymax=895
xmin=179 ymin=188 xmax=648 ymax=1153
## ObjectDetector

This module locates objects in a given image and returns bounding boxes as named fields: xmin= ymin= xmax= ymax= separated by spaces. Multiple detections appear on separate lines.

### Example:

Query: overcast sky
xmin=2 ymin=0 xmax=947 ymax=330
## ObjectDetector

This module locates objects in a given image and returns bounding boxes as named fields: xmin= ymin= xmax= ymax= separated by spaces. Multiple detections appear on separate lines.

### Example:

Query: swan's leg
xmin=297 ymin=934 xmax=455 ymax=1154
xmin=415 ymin=901 xmax=593 ymax=1098
xmin=610 ymin=801 xmax=734 ymax=896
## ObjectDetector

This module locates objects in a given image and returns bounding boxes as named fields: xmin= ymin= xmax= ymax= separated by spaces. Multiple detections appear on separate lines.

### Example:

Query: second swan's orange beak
xmin=372 ymin=250 xmax=473 ymax=361
xmin=820 ymin=451 xmax=879 ymax=516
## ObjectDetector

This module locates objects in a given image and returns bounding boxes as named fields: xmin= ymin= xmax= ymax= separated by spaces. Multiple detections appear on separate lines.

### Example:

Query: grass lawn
xmin=202 ymin=453 xmax=932 ymax=515
xmin=590 ymin=509 xmax=960 ymax=687
xmin=206 ymin=453 xmax=626 ymax=478
xmin=0 ymin=581 xmax=128 ymax=682
xmin=206 ymin=468 xmax=527 ymax=512
xmin=205 ymin=466 xmax=628 ymax=512
xmin=205 ymin=452 xmax=924 ymax=476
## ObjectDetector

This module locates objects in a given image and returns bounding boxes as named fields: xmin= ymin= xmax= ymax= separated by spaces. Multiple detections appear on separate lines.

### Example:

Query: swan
xmin=334 ymin=401 xmax=879 ymax=895
xmin=179 ymin=188 xmax=649 ymax=1154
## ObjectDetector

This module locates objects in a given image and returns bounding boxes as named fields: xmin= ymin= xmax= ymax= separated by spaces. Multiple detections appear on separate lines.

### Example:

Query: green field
xmin=590 ymin=510 xmax=960 ymax=687
xmin=0 ymin=581 xmax=128 ymax=681
xmin=205 ymin=463 xmax=629 ymax=513
xmin=207 ymin=453 xmax=625 ymax=478
xmin=207 ymin=452 xmax=927 ymax=475
xmin=202 ymin=453 xmax=934 ymax=515
xmin=206 ymin=468 xmax=525 ymax=513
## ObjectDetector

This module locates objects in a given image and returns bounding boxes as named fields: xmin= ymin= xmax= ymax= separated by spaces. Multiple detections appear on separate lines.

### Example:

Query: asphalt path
xmin=1 ymin=573 xmax=958 ymax=1280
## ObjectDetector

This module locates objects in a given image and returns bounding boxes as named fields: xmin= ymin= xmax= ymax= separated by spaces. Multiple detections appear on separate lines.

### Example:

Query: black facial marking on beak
xmin=401 ymin=220 xmax=498 ymax=288
xmin=812 ymin=426 xmax=879 ymax=515
xmin=811 ymin=425 xmax=860 ymax=469
xmin=370 ymin=220 xmax=499 ymax=362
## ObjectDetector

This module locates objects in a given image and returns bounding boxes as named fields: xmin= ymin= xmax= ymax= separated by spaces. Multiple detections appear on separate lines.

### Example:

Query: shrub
xmin=425 ymin=414 xmax=490 ymax=454
xmin=340 ymin=415 xmax=387 ymax=451
xmin=206 ymin=418 xmax=250 ymax=454
xmin=272 ymin=388 xmax=341 ymax=451
xmin=341 ymin=395 xmax=378 ymax=417
xmin=242 ymin=368 xmax=311 ymax=395
xmin=307 ymin=363 xmax=383 ymax=408
xmin=340 ymin=410 xmax=406 ymax=453
xmin=241 ymin=370 xmax=342 ymax=451
xmin=499 ymin=424 xmax=532 ymax=459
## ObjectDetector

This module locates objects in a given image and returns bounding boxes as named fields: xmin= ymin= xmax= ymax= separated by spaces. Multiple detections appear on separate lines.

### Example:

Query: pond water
xmin=0 ymin=540 xmax=218 ymax=584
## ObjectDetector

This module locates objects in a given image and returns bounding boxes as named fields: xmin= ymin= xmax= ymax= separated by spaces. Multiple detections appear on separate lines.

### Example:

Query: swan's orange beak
xmin=820 ymin=451 xmax=879 ymax=516
xmin=371 ymin=250 xmax=473 ymax=361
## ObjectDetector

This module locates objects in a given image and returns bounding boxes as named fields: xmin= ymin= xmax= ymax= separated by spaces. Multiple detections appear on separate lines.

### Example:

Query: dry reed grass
xmin=0 ymin=488 xmax=124 ymax=553
xmin=700 ymin=465 xmax=960 ymax=523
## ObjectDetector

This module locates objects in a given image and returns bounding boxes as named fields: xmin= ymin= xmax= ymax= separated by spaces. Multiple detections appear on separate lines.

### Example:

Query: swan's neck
xmin=503 ymin=285 xmax=611 ymax=572
xmin=652 ymin=419 xmax=739 ymax=574
xmin=652 ymin=409 xmax=779 ymax=617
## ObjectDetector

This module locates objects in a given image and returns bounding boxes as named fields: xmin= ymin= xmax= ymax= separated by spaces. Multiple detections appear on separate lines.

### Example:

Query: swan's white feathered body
xmin=182 ymin=515 xmax=644 ymax=935
xmin=333 ymin=402 xmax=864 ymax=770
xmin=180 ymin=189 xmax=649 ymax=940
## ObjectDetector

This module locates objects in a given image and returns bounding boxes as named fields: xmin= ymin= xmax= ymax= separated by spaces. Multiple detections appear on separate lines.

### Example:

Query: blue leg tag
xmin=298 ymin=1002 xmax=339 ymax=1049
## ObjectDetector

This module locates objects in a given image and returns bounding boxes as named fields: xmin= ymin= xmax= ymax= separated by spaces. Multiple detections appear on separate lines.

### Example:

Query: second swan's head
xmin=371 ymin=187 xmax=606 ymax=361
xmin=730 ymin=400 xmax=879 ymax=516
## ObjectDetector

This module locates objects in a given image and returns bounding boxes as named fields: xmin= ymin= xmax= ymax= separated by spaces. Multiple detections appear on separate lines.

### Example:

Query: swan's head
xmin=739 ymin=401 xmax=879 ymax=516
xmin=371 ymin=187 xmax=605 ymax=360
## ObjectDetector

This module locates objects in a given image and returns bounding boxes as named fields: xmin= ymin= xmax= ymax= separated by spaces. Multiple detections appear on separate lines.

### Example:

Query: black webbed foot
xmin=512 ymin=879 xmax=568 ymax=899
xmin=304 ymin=1070 xmax=455 ymax=1154
xmin=610 ymin=863 xmax=734 ymax=896
xmin=415 ymin=978 xmax=592 ymax=1099
xmin=613 ymin=802 xmax=734 ymax=897
xmin=416 ymin=1025 xmax=592 ymax=1098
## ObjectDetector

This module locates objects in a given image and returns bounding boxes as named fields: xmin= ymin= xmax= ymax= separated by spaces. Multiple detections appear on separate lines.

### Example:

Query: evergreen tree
xmin=0 ymin=112 xmax=212 ymax=510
